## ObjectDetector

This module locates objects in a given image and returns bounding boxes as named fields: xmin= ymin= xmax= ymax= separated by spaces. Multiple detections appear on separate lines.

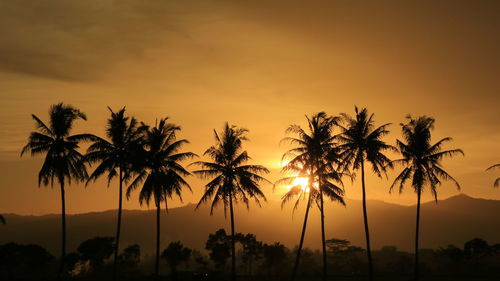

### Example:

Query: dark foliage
xmin=77 ymin=237 xmax=115 ymax=268
xmin=119 ymin=244 xmax=141 ymax=268
xmin=205 ymin=229 xmax=232 ymax=270
xmin=0 ymin=243 xmax=54 ymax=280
xmin=161 ymin=241 xmax=192 ymax=281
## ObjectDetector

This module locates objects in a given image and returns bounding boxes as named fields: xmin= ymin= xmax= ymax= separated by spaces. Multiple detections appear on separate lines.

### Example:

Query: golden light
xmin=287 ymin=177 xmax=310 ymax=192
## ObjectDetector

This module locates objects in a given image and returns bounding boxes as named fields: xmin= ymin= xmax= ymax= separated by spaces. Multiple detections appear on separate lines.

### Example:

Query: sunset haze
xmin=0 ymin=0 xmax=499 ymax=217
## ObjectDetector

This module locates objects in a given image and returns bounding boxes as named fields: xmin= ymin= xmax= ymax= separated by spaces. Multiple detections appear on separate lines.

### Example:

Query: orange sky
xmin=0 ymin=0 xmax=499 ymax=215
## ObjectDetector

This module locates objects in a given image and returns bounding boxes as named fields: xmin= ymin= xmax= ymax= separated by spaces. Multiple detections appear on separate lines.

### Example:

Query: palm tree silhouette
xmin=337 ymin=106 xmax=394 ymax=281
xmin=390 ymin=116 xmax=463 ymax=281
xmin=278 ymin=112 xmax=344 ymax=281
xmin=126 ymin=118 xmax=195 ymax=277
xmin=193 ymin=123 xmax=269 ymax=281
xmin=84 ymin=107 xmax=145 ymax=281
xmin=0 ymin=215 xmax=5 ymax=224
xmin=486 ymin=164 xmax=499 ymax=187
xmin=21 ymin=103 xmax=93 ymax=279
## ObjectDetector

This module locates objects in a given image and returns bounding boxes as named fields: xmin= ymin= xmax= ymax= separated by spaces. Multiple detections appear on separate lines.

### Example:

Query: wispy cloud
xmin=0 ymin=0 xmax=193 ymax=81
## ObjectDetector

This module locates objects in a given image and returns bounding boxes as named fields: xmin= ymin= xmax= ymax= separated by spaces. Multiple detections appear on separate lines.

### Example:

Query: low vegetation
xmin=0 ymin=232 xmax=499 ymax=281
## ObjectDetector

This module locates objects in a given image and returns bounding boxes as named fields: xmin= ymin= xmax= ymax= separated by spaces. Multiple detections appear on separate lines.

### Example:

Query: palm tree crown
xmin=390 ymin=116 xmax=464 ymax=199
xmin=85 ymin=107 xmax=144 ymax=185
xmin=280 ymin=112 xmax=345 ymax=209
xmin=193 ymin=123 xmax=269 ymax=214
xmin=338 ymin=106 xmax=394 ymax=176
xmin=21 ymin=103 xmax=93 ymax=186
xmin=127 ymin=118 xmax=195 ymax=208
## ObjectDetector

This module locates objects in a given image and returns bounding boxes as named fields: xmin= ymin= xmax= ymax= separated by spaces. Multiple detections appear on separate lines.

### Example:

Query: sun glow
xmin=287 ymin=177 xmax=310 ymax=192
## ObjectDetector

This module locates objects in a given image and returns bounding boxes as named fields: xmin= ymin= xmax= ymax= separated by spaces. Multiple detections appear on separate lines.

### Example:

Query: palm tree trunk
xmin=155 ymin=202 xmax=161 ymax=277
xmin=249 ymin=257 xmax=252 ymax=277
xmin=112 ymin=167 xmax=123 ymax=281
xmin=229 ymin=191 xmax=237 ymax=281
xmin=171 ymin=265 xmax=178 ymax=281
xmin=58 ymin=181 xmax=66 ymax=281
xmin=361 ymin=161 xmax=373 ymax=281
xmin=290 ymin=189 xmax=313 ymax=281
xmin=319 ymin=182 xmax=327 ymax=281
xmin=414 ymin=187 xmax=422 ymax=281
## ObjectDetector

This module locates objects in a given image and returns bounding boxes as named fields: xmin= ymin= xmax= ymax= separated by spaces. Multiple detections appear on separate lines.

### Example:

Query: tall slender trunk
xmin=112 ymin=167 xmax=123 ymax=281
xmin=361 ymin=161 xmax=373 ymax=281
xmin=155 ymin=202 xmax=161 ymax=277
xmin=319 ymin=178 xmax=327 ymax=281
xmin=249 ymin=257 xmax=252 ymax=277
xmin=57 ymin=181 xmax=66 ymax=281
xmin=229 ymin=190 xmax=236 ymax=281
xmin=414 ymin=187 xmax=422 ymax=281
xmin=290 ymin=188 xmax=313 ymax=281
xmin=171 ymin=265 xmax=178 ymax=281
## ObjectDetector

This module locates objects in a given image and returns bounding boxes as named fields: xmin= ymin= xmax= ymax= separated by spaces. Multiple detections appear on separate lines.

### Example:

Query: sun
xmin=286 ymin=177 xmax=310 ymax=192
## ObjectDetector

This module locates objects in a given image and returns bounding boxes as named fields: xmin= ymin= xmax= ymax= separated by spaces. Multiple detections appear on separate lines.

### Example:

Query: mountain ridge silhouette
xmin=1 ymin=193 xmax=498 ymax=255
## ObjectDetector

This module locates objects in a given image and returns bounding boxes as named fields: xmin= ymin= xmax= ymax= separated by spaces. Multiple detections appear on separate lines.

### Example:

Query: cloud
xmin=2 ymin=0 xmax=499 ymax=90
xmin=0 ymin=0 xmax=191 ymax=81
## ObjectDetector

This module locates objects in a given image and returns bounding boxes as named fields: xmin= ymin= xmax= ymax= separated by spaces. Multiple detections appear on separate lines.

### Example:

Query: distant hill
xmin=1 ymin=194 xmax=499 ymax=255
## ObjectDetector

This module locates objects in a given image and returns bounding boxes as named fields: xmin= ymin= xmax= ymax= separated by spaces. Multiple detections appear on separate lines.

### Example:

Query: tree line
xmin=1 ymin=232 xmax=499 ymax=281
xmin=17 ymin=103 xmax=498 ymax=281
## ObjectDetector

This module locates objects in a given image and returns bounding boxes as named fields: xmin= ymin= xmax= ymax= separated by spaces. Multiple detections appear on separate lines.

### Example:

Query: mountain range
xmin=1 ymin=194 xmax=499 ymax=255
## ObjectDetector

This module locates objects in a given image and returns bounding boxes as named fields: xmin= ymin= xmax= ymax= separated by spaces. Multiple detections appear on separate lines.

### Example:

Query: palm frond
xmin=485 ymin=164 xmax=500 ymax=188
xmin=30 ymin=114 xmax=53 ymax=136
xmin=126 ymin=170 xmax=148 ymax=199
xmin=486 ymin=164 xmax=500 ymax=171
xmin=433 ymin=165 xmax=461 ymax=190
xmin=390 ymin=167 xmax=412 ymax=194
xmin=428 ymin=149 xmax=464 ymax=161
xmin=281 ymin=186 xmax=303 ymax=209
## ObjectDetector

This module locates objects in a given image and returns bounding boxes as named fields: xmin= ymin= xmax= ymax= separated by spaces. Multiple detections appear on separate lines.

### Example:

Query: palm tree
xmin=486 ymin=164 xmax=499 ymax=187
xmin=193 ymin=123 xmax=269 ymax=281
xmin=337 ymin=106 xmax=394 ymax=281
xmin=84 ymin=107 xmax=145 ymax=281
xmin=126 ymin=118 xmax=195 ymax=277
xmin=390 ymin=116 xmax=463 ymax=281
xmin=278 ymin=112 xmax=344 ymax=281
xmin=21 ymin=103 xmax=93 ymax=279
xmin=0 ymin=215 xmax=5 ymax=224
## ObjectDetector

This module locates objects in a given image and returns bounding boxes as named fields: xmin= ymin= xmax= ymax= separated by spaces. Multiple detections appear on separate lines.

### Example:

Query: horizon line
xmin=2 ymin=192 xmax=491 ymax=217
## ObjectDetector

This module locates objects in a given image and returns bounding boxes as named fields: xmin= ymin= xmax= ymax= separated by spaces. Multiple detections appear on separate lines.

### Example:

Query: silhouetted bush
xmin=77 ymin=236 xmax=115 ymax=268
xmin=0 ymin=243 xmax=54 ymax=280
xmin=162 ymin=241 xmax=192 ymax=281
